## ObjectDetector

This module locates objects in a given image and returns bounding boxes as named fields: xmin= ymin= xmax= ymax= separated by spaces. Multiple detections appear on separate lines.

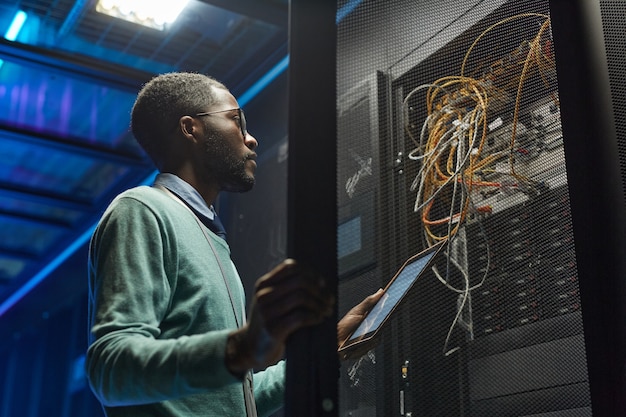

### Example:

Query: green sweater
xmin=86 ymin=186 xmax=285 ymax=417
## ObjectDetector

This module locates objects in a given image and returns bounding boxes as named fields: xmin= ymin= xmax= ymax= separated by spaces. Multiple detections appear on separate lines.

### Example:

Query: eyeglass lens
xmin=238 ymin=108 xmax=247 ymax=137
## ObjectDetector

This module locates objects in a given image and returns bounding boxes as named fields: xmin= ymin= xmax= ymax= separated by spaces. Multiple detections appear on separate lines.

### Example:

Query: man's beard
xmin=202 ymin=131 xmax=255 ymax=193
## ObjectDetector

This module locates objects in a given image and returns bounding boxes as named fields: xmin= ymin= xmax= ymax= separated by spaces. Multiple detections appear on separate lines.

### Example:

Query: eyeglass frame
xmin=193 ymin=108 xmax=247 ymax=138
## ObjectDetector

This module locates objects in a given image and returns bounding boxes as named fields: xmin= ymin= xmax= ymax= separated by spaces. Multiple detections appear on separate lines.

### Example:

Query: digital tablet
xmin=338 ymin=239 xmax=448 ymax=359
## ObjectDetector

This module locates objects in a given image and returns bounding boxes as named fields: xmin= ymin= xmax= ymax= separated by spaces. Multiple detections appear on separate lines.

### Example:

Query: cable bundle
xmin=405 ymin=13 xmax=555 ymax=247
xmin=403 ymin=13 xmax=556 ymax=353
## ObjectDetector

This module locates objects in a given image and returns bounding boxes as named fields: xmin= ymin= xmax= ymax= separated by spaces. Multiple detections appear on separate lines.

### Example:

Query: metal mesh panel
xmin=599 ymin=0 xmax=626 ymax=198
xmin=336 ymin=1 xmax=591 ymax=416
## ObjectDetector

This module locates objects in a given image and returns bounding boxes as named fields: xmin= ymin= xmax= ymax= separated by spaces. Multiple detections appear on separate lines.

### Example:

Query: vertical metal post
xmin=285 ymin=0 xmax=338 ymax=416
xmin=549 ymin=0 xmax=626 ymax=415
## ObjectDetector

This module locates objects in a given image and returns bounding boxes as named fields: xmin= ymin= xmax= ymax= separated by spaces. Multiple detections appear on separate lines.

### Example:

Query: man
xmin=86 ymin=72 xmax=380 ymax=417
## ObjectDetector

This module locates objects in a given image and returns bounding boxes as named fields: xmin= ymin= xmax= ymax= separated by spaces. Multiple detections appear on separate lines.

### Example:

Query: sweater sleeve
xmin=254 ymin=360 xmax=286 ymax=417
xmin=85 ymin=195 xmax=242 ymax=407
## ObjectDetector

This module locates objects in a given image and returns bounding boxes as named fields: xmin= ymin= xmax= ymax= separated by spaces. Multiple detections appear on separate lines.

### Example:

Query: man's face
xmin=198 ymin=87 xmax=258 ymax=192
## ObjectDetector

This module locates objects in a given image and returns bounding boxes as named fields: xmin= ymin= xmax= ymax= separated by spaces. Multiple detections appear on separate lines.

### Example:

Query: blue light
xmin=139 ymin=170 xmax=159 ymax=186
xmin=237 ymin=0 xmax=362 ymax=106
xmin=237 ymin=55 xmax=290 ymax=107
xmin=336 ymin=0 xmax=363 ymax=24
xmin=0 ymin=224 xmax=94 ymax=317
xmin=5 ymin=10 xmax=27 ymax=41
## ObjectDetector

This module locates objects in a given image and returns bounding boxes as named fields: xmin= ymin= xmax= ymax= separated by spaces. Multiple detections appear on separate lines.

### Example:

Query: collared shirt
xmin=153 ymin=172 xmax=227 ymax=240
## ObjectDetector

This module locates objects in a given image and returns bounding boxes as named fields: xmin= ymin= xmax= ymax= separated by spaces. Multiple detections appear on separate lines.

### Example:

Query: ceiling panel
xmin=0 ymin=136 xmax=132 ymax=200
xmin=0 ymin=60 xmax=141 ymax=152
xmin=3 ymin=0 xmax=287 ymax=85
xmin=0 ymin=214 xmax=67 ymax=257
xmin=0 ymin=193 xmax=84 ymax=223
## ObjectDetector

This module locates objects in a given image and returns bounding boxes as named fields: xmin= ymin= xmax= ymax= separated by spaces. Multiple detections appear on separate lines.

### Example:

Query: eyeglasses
xmin=194 ymin=108 xmax=247 ymax=138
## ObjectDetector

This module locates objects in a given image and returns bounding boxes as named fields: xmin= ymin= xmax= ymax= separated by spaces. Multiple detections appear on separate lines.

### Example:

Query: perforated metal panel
xmin=336 ymin=1 xmax=591 ymax=415
xmin=599 ymin=0 xmax=626 ymax=198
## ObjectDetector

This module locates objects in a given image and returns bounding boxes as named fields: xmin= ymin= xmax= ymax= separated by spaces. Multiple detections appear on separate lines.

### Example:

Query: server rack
xmin=333 ymin=0 xmax=626 ymax=415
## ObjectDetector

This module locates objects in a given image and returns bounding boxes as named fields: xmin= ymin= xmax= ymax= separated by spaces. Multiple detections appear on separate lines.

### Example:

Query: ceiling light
xmin=5 ymin=10 xmax=27 ymax=41
xmin=95 ymin=0 xmax=189 ymax=31
xmin=0 ymin=10 xmax=28 ymax=70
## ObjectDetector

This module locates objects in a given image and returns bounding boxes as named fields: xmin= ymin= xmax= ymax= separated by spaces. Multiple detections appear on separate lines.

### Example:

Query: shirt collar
xmin=153 ymin=172 xmax=215 ymax=221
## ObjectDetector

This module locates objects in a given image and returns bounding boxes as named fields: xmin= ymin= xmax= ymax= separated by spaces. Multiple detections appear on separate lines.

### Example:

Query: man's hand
xmin=337 ymin=289 xmax=384 ymax=348
xmin=226 ymin=259 xmax=334 ymax=375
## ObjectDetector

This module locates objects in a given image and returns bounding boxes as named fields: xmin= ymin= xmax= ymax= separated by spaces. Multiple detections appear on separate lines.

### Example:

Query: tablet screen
xmin=346 ymin=246 xmax=439 ymax=342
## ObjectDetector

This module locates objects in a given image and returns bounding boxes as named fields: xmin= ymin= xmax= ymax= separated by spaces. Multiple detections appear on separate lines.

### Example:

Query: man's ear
xmin=179 ymin=115 xmax=199 ymax=143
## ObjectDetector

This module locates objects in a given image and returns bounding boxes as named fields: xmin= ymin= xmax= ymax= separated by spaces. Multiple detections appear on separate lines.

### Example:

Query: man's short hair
xmin=131 ymin=72 xmax=227 ymax=169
